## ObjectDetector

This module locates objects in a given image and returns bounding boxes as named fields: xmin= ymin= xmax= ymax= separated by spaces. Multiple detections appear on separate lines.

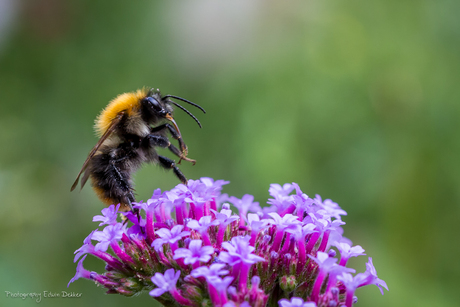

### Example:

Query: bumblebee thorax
xmin=95 ymin=88 xmax=149 ymax=137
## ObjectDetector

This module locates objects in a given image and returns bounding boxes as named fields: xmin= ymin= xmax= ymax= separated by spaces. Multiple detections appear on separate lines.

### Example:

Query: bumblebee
xmin=71 ymin=88 xmax=205 ymax=211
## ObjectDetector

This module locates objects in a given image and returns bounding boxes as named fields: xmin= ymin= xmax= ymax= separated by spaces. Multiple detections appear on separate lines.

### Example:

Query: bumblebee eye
xmin=145 ymin=97 xmax=162 ymax=112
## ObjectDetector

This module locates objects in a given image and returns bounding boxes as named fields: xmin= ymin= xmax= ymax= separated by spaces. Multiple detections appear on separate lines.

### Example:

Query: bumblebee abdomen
xmin=88 ymin=150 xmax=140 ymax=211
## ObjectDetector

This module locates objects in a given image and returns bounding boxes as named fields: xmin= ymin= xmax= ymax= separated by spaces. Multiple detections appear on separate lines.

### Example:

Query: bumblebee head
xmin=141 ymin=90 xmax=172 ymax=122
xmin=142 ymin=89 xmax=206 ymax=131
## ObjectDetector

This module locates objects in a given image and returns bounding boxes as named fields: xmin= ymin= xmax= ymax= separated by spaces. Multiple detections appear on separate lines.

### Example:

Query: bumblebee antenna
xmin=163 ymin=95 xmax=206 ymax=114
xmin=171 ymin=102 xmax=202 ymax=128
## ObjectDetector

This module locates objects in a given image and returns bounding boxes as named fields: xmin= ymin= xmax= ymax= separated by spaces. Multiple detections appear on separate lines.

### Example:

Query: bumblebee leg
xmin=167 ymin=144 xmax=196 ymax=165
xmin=111 ymin=164 xmax=140 ymax=222
xmin=109 ymin=160 xmax=136 ymax=211
xmin=151 ymin=123 xmax=178 ymax=137
xmin=146 ymin=134 xmax=170 ymax=148
xmin=158 ymin=155 xmax=187 ymax=184
xmin=151 ymin=123 xmax=188 ymax=157
xmin=145 ymin=134 xmax=196 ymax=165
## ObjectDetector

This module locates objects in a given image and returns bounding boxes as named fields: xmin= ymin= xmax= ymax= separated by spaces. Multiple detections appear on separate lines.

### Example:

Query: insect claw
xmin=180 ymin=155 xmax=196 ymax=165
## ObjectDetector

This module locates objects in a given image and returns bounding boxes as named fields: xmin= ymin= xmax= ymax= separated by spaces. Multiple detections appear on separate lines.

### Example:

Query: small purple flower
xmin=92 ymin=204 xmax=120 ymax=226
xmin=187 ymin=216 xmax=219 ymax=245
xmin=187 ymin=216 xmax=219 ymax=233
xmin=288 ymin=223 xmax=316 ymax=240
xmin=285 ymin=223 xmax=316 ymax=272
xmin=308 ymin=252 xmax=340 ymax=301
xmin=309 ymin=214 xmax=345 ymax=233
xmin=207 ymin=276 xmax=234 ymax=304
xmin=92 ymin=223 xmax=125 ymax=252
xmin=266 ymin=183 xmax=298 ymax=214
xmin=220 ymin=236 xmax=265 ymax=292
xmin=337 ymin=272 xmax=366 ymax=289
xmin=313 ymin=194 xmax=347 ymax=219
xmin=151 ymin=188 xmax=164 ymax=200
xmin=67 ymin=255 xmax=91 ymax=287
xmin=269 ymin=183 xmax=295 ymax=197
xmin=200 ymin=177 xmax=230 ymax=196
xmin=152 ymin=225 xmax=190 ymax=251
xmin=213 ymin=208 xmax=240 ymax=246
xmin=191 ymin=264 xmax=231 ymax=306
xmin=335 ymin=242 xmax=366 ymax=266
xmin=220 ymin=236 xmax=265 ymax=265
xmin=365 ymin=258 xmax=388 ymax=295
xmin=173 ymin=180 xmax=213 ymax=219
xmin=337 ymin=259 xmax=388 ymax=307
xmin=131 ymin=201 xmax=148 ymax=213
xmin=212 ymin=209 xmax=239 ymax=225
xmin=191 ymin=263 xmax=229 ymax=280
xmin=268 ymin=213 xmax=301 ymax=252
xmin=228 ymin=194 xmax=262 ymax=217
xmin=309 ymin=252 xmax=338 ymax=272
xmin=173 ymin=240 xmax=214 ymax=265
xmin=215 ymin=193 xmax=229 ymax=210
xmin=268 ymin=213 xmax=301 ymax=230
xmin=266 ymin=196 xmax=294 ymax=214
xmin=180 ymin=179 xmax=213 ymax=204
xmin=149 ymin=268 xmax=181 ymax=297
xmin=246 ymin=213 xmax=270 ymax=231
xmin=246 ymin=213 xmax=272 ymax=246
xmin=217 ymin=249 xmax=241 ymax=266
xmin=337 ymin=272 xmax=369 ymax=307
xmin=73 ymin=230 xmax=95 ymax=262
xmin=278 ymin=297 xmax=317 ymax=307
xmin=164 ymin=190 xmax=187 ymax=225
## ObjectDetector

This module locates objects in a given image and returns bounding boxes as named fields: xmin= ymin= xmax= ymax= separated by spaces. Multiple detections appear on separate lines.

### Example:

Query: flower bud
xmin=280 ymin=275 xmax=297 ymax=292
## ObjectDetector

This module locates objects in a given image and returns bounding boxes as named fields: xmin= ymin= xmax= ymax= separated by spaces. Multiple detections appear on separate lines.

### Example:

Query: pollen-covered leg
xmin=158 ymin=155 xmax=187 ymax=184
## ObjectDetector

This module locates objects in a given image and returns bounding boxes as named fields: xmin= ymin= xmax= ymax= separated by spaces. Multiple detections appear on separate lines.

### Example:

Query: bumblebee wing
xmin=80 ymin=168 xmax=91 ymax=190
xmin=70 ymin=112 xmax=124 ymax=191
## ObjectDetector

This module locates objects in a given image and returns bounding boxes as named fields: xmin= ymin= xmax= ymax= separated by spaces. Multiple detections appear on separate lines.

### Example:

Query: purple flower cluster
xmin=69 ymin=178 xmax=388 ymax=307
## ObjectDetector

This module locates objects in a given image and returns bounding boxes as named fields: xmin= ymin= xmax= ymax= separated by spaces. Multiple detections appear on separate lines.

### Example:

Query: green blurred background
xmin=1 ymin=0 xmax=459 ymax=306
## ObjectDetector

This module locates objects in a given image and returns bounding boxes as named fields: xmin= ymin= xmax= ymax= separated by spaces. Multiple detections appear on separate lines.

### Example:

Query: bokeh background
xmin=1 ymin=0 xmax=459 ymax=306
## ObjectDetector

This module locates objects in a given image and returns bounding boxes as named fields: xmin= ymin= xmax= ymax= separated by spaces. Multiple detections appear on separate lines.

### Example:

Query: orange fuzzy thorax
xmin=94 ymin=88 xmax=148 ymax=136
